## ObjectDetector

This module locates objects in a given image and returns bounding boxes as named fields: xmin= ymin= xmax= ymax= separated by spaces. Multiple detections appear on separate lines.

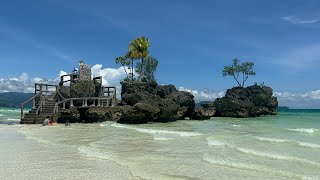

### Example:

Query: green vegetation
xmin=127 ymin=36 xmax=150 ymax=80
xmin=116 ymin=36 xmax=158 ymax=82
xmin=222 ymin=58 xmax=256 ymax=87
xmin=115 ymin=56 xmax=131 ymax=79
xmin=136 ymin=56 xmax=158 ymax=82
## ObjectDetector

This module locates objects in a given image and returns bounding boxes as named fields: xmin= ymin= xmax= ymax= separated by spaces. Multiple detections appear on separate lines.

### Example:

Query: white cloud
xmin=179 ymin=87 xmax=225 ymax=102
xmin=91 ymin=64 xmax=128 ymax=87
xmin=274 ymin=90 xmax=320 ymax=108
xmin=0 ymin=73 xmax=57 ymax=93
xmin=282 ymin=16 xmax=320 ymax=24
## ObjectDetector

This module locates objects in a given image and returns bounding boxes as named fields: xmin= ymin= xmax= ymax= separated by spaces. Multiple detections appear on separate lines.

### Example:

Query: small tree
xmin=127 ymin=36 xmax=150 ymax=80
xmin=115 ymin=56 xmax=131 ymax=79
xmin=222 ymin=58 xmax=256 ymax=87
xmin=136 ymin=56 xmax=158 ymax=82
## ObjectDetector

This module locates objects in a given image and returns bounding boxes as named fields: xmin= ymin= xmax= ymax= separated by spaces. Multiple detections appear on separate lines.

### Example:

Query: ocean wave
xmin=0 ymin=114 xmax=3 ymax=117
xmin=153 ymin=134 xmax=172 ymax=141
xmin=254 ymin=136 xmax=290 ymax=143
xmin=111 ymin=123 xmax=202 ymax=137
xmin=0 ymin=109 xmax=20 ymax=112
xmin=297 ymin=142 xmax=320 ymax=149
xmin=202 ymin=155 xmax=302 ymax=178
xmin=287 ymin=128 xmax=320 ymax=134
xmin=99 ymin=123 xmax=108 ymax=127
xmin=206 ymin=138 xmax=228 ymax=147
xmin=7 ymin=118 xmax=20 ymax=121
xmin=232 ymin=124 xmax=241 ymax=127
xmin=236 ymin=148 xmax=320 ymax=166
xmin=78 ymin=145 xmax=111 ymax=160
xmin=254 ymin=136 xmax=320 ymax=149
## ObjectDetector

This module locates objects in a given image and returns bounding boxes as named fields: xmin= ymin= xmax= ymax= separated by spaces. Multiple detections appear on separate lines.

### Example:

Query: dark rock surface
xmin=213 ymin=85 xmax=278 ymax=118
xmin=119 ymin=81 xmax=195 ymax=124
xmin=85 ymin=106 xmax=131 ymax=123
xmin=58 ymin=107 xmax=80 ymax=123
xmin=192 ymin=102 xmax=216 ymax=120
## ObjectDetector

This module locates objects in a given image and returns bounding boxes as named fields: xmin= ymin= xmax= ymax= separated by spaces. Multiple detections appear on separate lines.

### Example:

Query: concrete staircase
xmin=20 ymin=93 xmax=57 ymax=124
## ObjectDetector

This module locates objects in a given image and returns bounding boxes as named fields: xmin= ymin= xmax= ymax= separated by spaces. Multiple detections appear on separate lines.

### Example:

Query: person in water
xmin=42 ymin=116 xmax=56 ymax=126
xmin=42 ymin=118 xmax=50 ymax=126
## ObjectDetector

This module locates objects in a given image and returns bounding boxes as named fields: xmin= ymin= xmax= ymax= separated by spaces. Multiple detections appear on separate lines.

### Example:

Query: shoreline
xmin=0 ymin=125 xmax=138 ymax=180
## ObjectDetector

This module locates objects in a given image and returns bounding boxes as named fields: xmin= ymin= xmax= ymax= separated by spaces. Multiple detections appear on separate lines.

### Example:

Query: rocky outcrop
xmin=84 ymin=106 xmax=131 ymax=123
xmin=58 ymin=107 xmax=80 ymax=123
xmin=192 ymin=102 xmax=216 ymax=120
xmin=119 ymin=81 xmax=195 ymax=124
xmin=213 ymin=85 xmax=278 ymax=118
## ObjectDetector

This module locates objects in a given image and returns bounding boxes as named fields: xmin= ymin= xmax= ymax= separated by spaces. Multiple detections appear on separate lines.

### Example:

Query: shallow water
xmin=1 ymin=108 xmax=320 ymax=179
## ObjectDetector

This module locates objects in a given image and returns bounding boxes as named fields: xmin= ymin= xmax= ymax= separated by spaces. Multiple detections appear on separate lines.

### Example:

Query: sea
xmin=0 ymin=107 xmax=320 ymax=180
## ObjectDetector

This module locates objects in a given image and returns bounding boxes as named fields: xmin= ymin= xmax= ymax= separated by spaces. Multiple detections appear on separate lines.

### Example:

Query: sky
xmin=0 ymin=0 xmax=320 ymax=108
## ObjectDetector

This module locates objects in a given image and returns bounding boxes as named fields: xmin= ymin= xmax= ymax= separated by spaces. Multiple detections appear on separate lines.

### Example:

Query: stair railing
xmin=53 ymin=97 xmax=113 ymax=114
xmin=56 ymin=86 xmax=66 ymax=100
xmin=35 ymin=95 xmax=45 ymax=123
xmin=20 ymin=93 xmax=41 ymax=119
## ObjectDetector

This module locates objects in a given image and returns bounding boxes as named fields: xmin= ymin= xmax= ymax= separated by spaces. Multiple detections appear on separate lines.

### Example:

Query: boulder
xmin=119 ymin=81 xmax=196 ymax=124
xmin=214 ymin=85 xmax=278 ymax=118
xmin=70 ymin=80 xmax=96 ymax=98
xmin=192 ymin=102 xmax=216 ymax=120
xmin=84 ymin=106 xmax=131 ymax=123
xmin=118 ymin=103 xmax=160 ymax=124
xmin=58 ymin=106 xmax=80 ymax=123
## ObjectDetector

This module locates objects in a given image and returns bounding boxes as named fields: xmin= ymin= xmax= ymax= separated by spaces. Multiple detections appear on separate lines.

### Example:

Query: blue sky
xmin=1 ymin=0 xmax=320 ymax=108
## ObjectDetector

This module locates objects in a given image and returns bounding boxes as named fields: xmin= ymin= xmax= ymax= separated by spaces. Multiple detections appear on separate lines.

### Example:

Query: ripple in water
xmin=206 ymin=137 xmax=228 ymax=147
xmin=111 ymin=123 xmax=202 ymax=137
xmin=78 ymin=145 xmax=111 ymax=160
xmin=254 ymin=136 xmax=320 ymax=149
xmin=287 ymin=128 xmax=320 ymax=134
xmin=236 ymin=148 xmax=320 ymax=167
xmin=202 ymin=154 xmax=310 ymax=179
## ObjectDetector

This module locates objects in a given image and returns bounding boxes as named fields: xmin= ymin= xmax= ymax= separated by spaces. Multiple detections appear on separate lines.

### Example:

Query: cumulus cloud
xmin=0 ymin=73 xmax=58 ymax=93
xmin=91 ymin=64 xmax=128 ymax=87
xmin=281 ymin=16 xmax=320 ymax=24
xmin=0 ymin=64 xmax=128 ymax=99
xmin=274 ymin=90 xmax=320 ymax=109
xmin=178 ymin=87 xmax=225 ymax=102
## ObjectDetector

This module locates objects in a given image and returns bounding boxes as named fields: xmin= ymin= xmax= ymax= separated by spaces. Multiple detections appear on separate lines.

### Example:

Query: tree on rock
xmin=127 ymin=36 xmax=150 ymax=80
xmin=115 ymin=56 xmax=131 ymax=80
xmin=136 ymin=56 xmax=158 ymax=82
xmin=222 ymin=58 xmax=256 ymax=87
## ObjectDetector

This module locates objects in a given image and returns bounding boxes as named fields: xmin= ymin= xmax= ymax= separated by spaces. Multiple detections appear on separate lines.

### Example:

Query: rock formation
xmin=213 ymin=85 xmax=278 ymax=117
xmin=192 ymin=102 xmax=216 ymax=120
xmin=85 ymin=81 xmax=195 ymax=124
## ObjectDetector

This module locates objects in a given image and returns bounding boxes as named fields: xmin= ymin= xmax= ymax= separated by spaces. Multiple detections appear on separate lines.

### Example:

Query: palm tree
xmin=127 ymin=36 xmax=150 ymax=80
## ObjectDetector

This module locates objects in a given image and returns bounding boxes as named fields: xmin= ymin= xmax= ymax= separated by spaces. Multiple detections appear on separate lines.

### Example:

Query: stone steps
xmin=21 ymin=93 xmax=59 ymax=124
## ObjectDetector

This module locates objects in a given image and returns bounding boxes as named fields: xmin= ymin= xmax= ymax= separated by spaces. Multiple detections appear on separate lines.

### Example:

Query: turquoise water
xmin=1 ymin=108 xmax=320 ymax=179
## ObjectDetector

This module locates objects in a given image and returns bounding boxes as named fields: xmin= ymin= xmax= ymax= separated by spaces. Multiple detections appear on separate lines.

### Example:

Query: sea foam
xmin=297 ymin=142 xmax=320 ymax=149
xmin=287 ymin=128 xmax=319 ymax=134
xmin=7 ymin=118 xmax=20 ymax=121
xmin=111 ymin=123 xmax=202 ymax=137
xmin=78 ymin=145 xmax=111 ymax=160
xmin=206 ymin=138 xmax=228 ymax=147
xmin=254 ymin=136 xmax=290 ymax=143
xmin=202 ymin=155 xmax=309 ymax=179
xmin=236 ymin=148 xmax=320 ymax=166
